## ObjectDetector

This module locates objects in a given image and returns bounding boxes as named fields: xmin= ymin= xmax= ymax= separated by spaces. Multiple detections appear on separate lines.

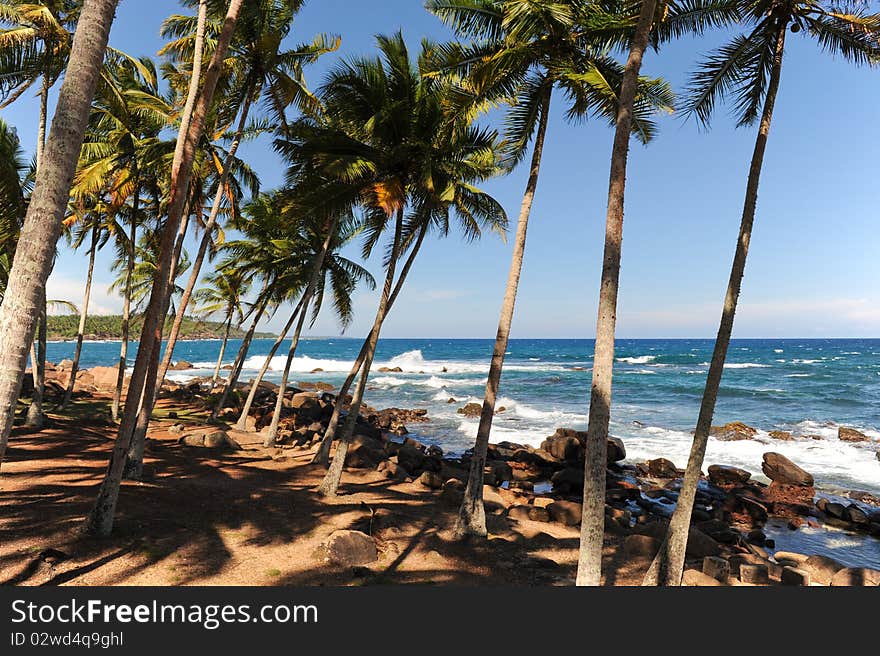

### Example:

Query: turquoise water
xmin=48 ymin=337 xmax=880 ymax=494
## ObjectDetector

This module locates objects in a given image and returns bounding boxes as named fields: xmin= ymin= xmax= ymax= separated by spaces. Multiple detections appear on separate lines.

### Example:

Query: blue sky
xmin=3 ymin=0 xmax=878 ymax=338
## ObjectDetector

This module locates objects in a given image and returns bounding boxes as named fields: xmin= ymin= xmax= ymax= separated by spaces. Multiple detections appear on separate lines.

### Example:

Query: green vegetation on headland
xmin=45 ymin=314 xmax=275 ymax=342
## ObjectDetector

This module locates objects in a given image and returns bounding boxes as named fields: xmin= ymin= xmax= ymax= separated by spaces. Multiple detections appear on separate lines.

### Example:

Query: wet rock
xmin=845 ymin=504 xmax=869 ymax=525
xmin=710 ymin=422 xmax=758 ymax=441
xmin=169 ymin=360 xmax=193 ymax=371
xmin=377 ymin=366 xmax=403 ymax=373
xmin=801 ymin=554 xmax=846 ymax=585
xmin=607 ymin=437 xmax=626 ymax=463
xmin=457 ymin=403 xmax=482 ymax=417
xmin=829 ymin=567 xmax=880 ymax=586
xmin=823 ymin=501 xmax=847 ymax=520
xmin=647 ymin=458 xmax=678 ymax=478
xmin=761 ymin=452 xmax=814 ymax=487
xmin=768 ymin=430 xmax=795 ymax=441
xmin=773 ymin=551 xmax=809 ymax=567
xmin=839 ymin=426 xmax=870 ymax=443
xmin=708 ymin=464 xmax=752 ymax=486
xmin=321 ymin=530 xmax=378 ymax=566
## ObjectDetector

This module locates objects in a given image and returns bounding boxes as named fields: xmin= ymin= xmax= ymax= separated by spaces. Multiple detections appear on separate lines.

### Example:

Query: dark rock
xmin=845 ymin=504 xmax=869 ymax=525
xmin=418 ymin=471 xmax=444 ymax=489
xmin=781 ymin=567 xmax=811 ymax=586
xmin=824 ymin=502 xmax=846 ymax=520
xmin=623 ymin=534 xmax=660 ymax=558
xmin=702 ymin=556 xmax=731 ymax=582
xmin=739 ymin=563 xmax=769 ymax=584
xmin=457 ymin=403 xmax=482 ymax=417
xmin=708 ymin=464 xmax=752 ymax=486
xmin=829 ymin=567 xmax=880 ymax=586
xmin=550 ymin=467 xmax=584 ymax=495
xmin=761 ymin=452 xmax=814 ymax=487
xmin=541 ymin=433 xmax=582 ymax=461
xmin=647 ymin=458 xmax=678 ymax=478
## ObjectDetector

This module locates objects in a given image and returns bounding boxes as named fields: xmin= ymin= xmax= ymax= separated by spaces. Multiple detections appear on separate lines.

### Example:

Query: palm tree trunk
xmin=235 ymin=294 xmax=307 ymax=429
xmin=576 ymin=0 xmax=657 ymax=587
xmin=155 ymin=91 xmax=255 ymax=390
xmin=36 ymin=74 xmax=49 ymax=171
xmin=263 ymin=224 xmax=336 ymax=447
xmin=318 ymin=210 xmax=403 ymax=497
xmin=112 ymin=178 xmax=138 ymax=421
xmin=212 ymin=311 xmax=234 ymax=385
xmin=642 ymin=20 xmax=787 ymax=588
xmin=211 ymin=294 xmax=270 ymax=420
xmin=124 ymin=209 xmax=191 ymax=480
xmin=84 ymin=0 xmax=242 ymax=536
xmin=311 ymin=224 xmax=427 ymax=466
xmin=25 ymin=294 xmax=47 ymax=428
xmin=0 ymin=0 xmax=119 ymax=468
xmin=61 ymin=224 xmax=98 ymax=409
xmin=455 ymin=84 xmax=552 ymax=539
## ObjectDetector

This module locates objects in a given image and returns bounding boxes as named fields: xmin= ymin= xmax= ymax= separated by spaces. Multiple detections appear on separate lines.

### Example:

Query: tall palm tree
xmin=153 ymin=0 xmax=337 ymax=399
xmin=193 ymin=267 xmax=250 ymax=384
xmin=643 ymin=0 xmax=880 ymax=587
xmin=85 ymin=0 xmax=245 ymax=537
xmin=0 ymin=0 xmax=81 ymax=169
xmin=427 ymin=0 xmax=675 ymax=540
xmin=293 ymin=33 xmax=508 ymax=498
xmin=0 ymin=0 xmax=119 ymax=468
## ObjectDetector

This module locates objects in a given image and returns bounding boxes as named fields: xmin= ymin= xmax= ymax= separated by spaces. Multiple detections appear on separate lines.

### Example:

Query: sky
xmin=2 ymin=0 xmax=879 ymax=339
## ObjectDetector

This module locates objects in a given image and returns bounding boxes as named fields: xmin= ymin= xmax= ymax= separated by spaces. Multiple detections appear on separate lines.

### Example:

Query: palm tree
xmin=293 ymin=33 xmax=507 ymax=498
xmin=153 ymin=0 xmax=337 ymax=399
xmin=427 ymin=0 xmax=675 ymax=540
xmin=0 ymin=0 xmax=81 ymax=169
xmin=0 ymin=0 xmax=119 ymax=468
xmin=192 ymin=268 xmax=250 ymax=385
xmin=643 ymin=0 xmax=880 ymax=587
xmin=85 ymin=0 xmax=245 ymax=537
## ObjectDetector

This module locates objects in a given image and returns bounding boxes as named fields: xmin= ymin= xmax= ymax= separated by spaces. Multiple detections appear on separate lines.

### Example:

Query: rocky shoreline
xmin=28 ymin=363 xmax=880 ymax=586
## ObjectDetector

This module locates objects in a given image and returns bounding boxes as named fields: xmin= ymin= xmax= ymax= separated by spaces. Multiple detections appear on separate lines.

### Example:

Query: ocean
xmin=47 ymin=337 xmax=880 ymax=496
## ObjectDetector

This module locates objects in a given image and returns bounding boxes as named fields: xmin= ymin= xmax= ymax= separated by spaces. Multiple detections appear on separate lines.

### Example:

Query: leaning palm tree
xmin=643 ymin=0 xmax=880 ymax=587
xmin=192 ymin=268 xmax=250 ymax=385
xmin=427 ymin=0 xmax=676 ymax=541
xmin=0 ymin=0 xmax=119 ymax=468
xmin=85 ymin=0 xmax=245 ymax=537
xmin=298 ymin=33 xmax=508 ymax=498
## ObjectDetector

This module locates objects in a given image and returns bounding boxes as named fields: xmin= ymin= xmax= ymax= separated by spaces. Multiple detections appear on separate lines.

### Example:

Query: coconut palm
xmin=85 ymin=0 xmax=245 ymax=537
xmin=192 ymin=267 xmax=251 ymax=384
xmin=643 ymin=0 xmax=880 ymax=587
xmin=0 ymin=0 xmax=118 ymax=468
xmin=427 ymin=0 xmax=678 ymax=541
xmin=285 ymin=33 xmax=507 ymax=498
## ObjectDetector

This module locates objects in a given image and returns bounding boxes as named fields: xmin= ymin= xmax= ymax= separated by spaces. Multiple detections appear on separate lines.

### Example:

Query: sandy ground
xmin=0 ymin=395 xmax=649 ymax=587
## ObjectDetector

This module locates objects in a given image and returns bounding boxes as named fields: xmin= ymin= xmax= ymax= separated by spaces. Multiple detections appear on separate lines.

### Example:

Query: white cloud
xmin=45 ymin=274 xmax=122 ymax=316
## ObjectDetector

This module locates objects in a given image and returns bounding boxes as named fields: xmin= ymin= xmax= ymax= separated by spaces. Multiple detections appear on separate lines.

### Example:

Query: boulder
xmin=169 ymin=360 xmax=193 ymax=371
xmin=550 ymin=467 xmax=584 ymax=495
xmin=623 ymin=534 xmax=660 ymax=558
xmin=682 ymin=569 xmax=723 ymax=586
xmin=547 ymin=500 xmax=582 ymax=526
xmin=346 ymin=435 xmax=385 ymax=469
xmin=710 ymin=421 xmax=757 ymax=441
xmin=482 ymin=485 xmax=508 ymax=513
xmin=288 ymin=392 xmax=322 ymax=420
xmin=457 ymin=403 xmax=482 ymax=417
xmin=321 ymin=530 xmax=378 ymax=566
xmin=377 ymin=460 xmax=408 ymax=482
xmin=439 ymin=479 xmax=464 ymax=506
xmin=647 ymin=458 xmax=678 ymax=478
xmin=780 ymin=567 xmax=811 ymax=586
xmin=801 ymin=554 xmax=846 ymax=585
xmin=845 ymin=504 xmax=869 ymax=525
xmin=768 ymin=430 xmax=795 ymax=441
xmin=418 ymin=470 xmax=444 ymax=489
xmin=829 ymin=567 xmax=880 ymax=586
xmin=179 ymin=429 xmax=241 ymax=450
xmin=839 ymin=427 xmax=870 ymax=443
xmin=739 ymin=563 xmax=769 ymax=584
xmin=57 ymin=359 xmax=74 ymax=369
xmin=708 ymin=464 xmax=752 ymax=486
xmin=540 ymin=433 xmax=582 ymax=461
xmin=702 ymin=556 xmax=731 ymax=582
xmin=606 ymin=436 xmax=626 ymax=463
xmin=88 ymin=365 xmax=122 ymax=389
xmin=761 ymin=452 xmax=814 ymax=487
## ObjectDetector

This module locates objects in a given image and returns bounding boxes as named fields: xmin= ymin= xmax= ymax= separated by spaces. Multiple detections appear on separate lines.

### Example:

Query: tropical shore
xmin=3 ymin=362 xmax=878 ymax=586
